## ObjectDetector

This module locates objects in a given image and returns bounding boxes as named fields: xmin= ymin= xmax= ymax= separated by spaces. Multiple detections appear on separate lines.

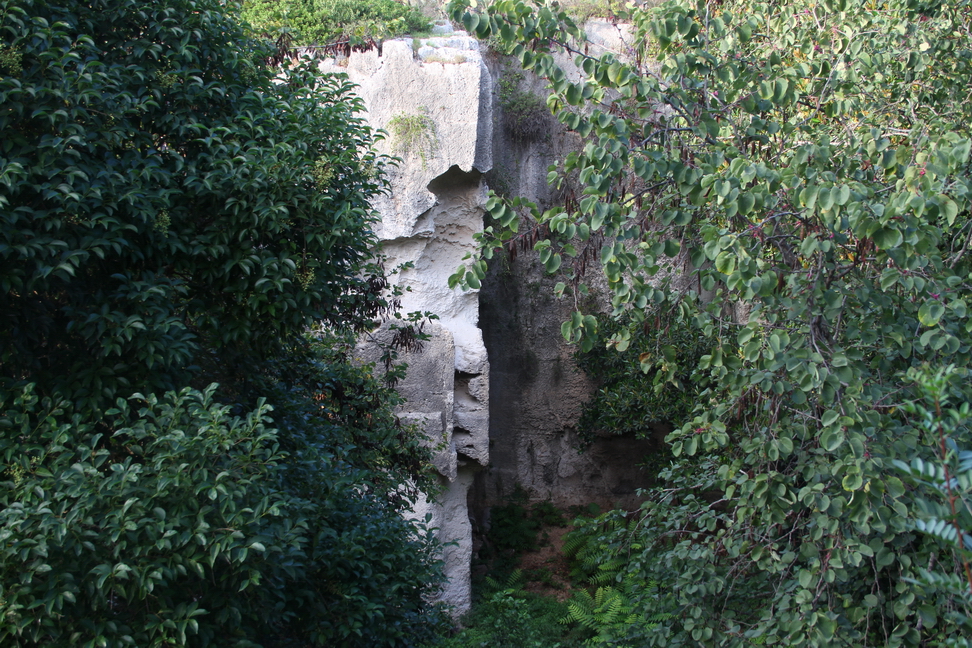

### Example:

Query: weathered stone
xmin=328 ymin=16 xmax=665 ymax=618
xmin=473 ymin=40 xmax=661 ymax=516
xmin=321 ymin=32 xmax=491 ymax=617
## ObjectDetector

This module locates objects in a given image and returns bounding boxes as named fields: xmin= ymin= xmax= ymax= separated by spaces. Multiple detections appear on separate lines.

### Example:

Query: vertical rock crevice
xmin=474 ymin=37 xmax=657 ymax=516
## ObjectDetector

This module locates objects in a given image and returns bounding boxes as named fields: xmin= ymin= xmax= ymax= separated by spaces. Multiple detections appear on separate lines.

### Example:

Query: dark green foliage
xmin=497 ymin=70 xmax=550 ymax=144
xmin=532 ymin=500 xmax=568 ymax=527
xmin=894 ymin=366 xmax=972 ymax=647
xmin=0 ymin=0 xmax=445 ymax=645
xmin=0 ymin=0 xmax=387 ymax=413
xmin=574 ymin=312 xmax=709 ymax=445
xmin=0 ymin=382 xmax=443 ymax=648
xmin=451 ymin=0 xmax=972 ymax=644
xmin=258 ymin=331 xmax=436 ymax=497
xmin=0 ymin=385 xmax=302 ymax=647
xmin=482 ymin=491 xmax=569 ymax=577
xmin=243 ymin=0 xmax=431 ymax=46
xmin=436 ymin=572 xmax=589 ymax=648
xmin=486 ymin=499 xmax=542 ymax=575
xmin=249 ymin=333 xmax=445 ymax=647
xmin=561 ymin=510 xmax=675 ymax=646
xmin=561 ymin=509 xmax=632 ymax=585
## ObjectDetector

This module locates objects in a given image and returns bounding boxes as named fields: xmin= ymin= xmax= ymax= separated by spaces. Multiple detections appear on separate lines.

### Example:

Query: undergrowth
xmin=497 ymin=70 xmax=550 ymax=144
xmin=437 ymin=571 xmax=590 ymax=648
xmin=561 ymin=509 xmax=676 ymax=645
xmin=480 ymin=488 xmax=549 ymax=577
xmin=447 ymin=495 xmax=676 ymax=648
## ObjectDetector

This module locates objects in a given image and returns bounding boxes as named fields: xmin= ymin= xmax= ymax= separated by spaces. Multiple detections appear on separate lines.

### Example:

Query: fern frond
xmin=484 ymin=568 xmax=525 ymax=594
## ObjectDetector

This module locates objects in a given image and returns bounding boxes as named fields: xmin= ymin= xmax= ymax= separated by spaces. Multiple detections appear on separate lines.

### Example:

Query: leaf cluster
xmin=574 ymin=311 xmax=709 ymax=446
xmin=482 ymin=494 xmax=545 ymax=576
xmin=0 ymin=381 xmax=444 ymax=648
xmin=894 ymin=366 xmax=972 ymax=646
xmin=498 ymin=70 xmax=551 ymax=144
xmin=561 ymin=509 xmax=676 ymax=646
xmin=0 ymin=0 xmax=446 ymax=645
xmin=437 ymin=573 xmax=587 ymax=648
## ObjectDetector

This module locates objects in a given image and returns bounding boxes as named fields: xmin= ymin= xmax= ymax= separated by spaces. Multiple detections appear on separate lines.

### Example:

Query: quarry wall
xmin=319 ymin=20 xmax=658 ymax=614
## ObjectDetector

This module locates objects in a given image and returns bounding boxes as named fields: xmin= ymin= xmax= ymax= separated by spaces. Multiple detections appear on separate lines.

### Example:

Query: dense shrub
xmin=452 ymin=0 xmax=972 ymax=645
xmin=243 ymin=0 xmax=431 ymax=45
xmin=0 ymin=0 xmax=389 ymax=413
xmin=0 ymin=382 xmax=443 ymax=647
xmin=574 ymin=312 xmax=709 ymax=445
xmin=497 ymin=71 xmax=551 ymax=144
xmin=437 ymin=572 xmax=587 ymax=648
xmin=0 ymin=0 xmax=445 ymax=645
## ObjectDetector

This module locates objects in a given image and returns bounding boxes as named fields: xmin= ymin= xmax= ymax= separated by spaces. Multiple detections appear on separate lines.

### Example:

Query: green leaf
xmin=566 ymin=83 xmax=583 ymax=105
xmin=715 ymin=251 xmax=736 ymax=274
xmin=561 ymin=320 xmax=573 ymax=341
xmin=819 ymin=426 xmax=845 ymax=451
xmin=872 ymin=227 xmax=903 ymax=249
xmin=918 ymin=301 xmax=945 ymax=327
xmin=841 ymin=473 xmax=863 ymax=491
xmin=737 ymin=192 xmax=755 ymax=214
xmin=798 ymin=569 xmax=814 ymax=588
xmin=462 ymin=11 xmax=480 ymax=33
xmin=821 ymin=410 xmax=840 ymax=427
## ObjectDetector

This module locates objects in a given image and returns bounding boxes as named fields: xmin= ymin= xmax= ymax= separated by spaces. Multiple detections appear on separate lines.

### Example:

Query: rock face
xmin=318 ymin=30 xmax=492 ymax=615
xmin=472 ymin=33 xmax=660 ymax=516
xmin=320 ymin=18 xmax=660 ymax=615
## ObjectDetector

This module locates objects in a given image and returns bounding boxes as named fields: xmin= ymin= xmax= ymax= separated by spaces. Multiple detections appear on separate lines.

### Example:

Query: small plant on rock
xmin=388 ymin=109 xmax=438 ymax=167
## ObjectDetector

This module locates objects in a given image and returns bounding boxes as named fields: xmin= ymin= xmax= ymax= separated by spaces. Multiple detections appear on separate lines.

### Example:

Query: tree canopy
xmin=0 ymin=0 xmax=392 ymax=412
xmin=450 ymin=0 xmax=972 ymax=645
xmin=0 ymin=1 xmax=443 ymax=646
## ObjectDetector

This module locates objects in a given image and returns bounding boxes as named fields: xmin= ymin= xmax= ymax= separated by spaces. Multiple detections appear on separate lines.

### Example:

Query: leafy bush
xmin=484 ymin=500 xmax=542 ymax=576
xmin=533 ymin=500 xmax=568 ymax=527
xmin=437 ymin=572 xmax=587 ymax=648
xmin=0 ymin=0 xmax=446 ymax=645
xmin=0 ymin=0 xmax=388 ymax=414
xmin=0 ymin=385 xmax=292 ymax=646
xmin=243 ymin=0 xmax=431 ymax=45
xmin=895 ymin=366 xmax=972 ymax=648
xmin=574 ymin=312 xmax=709 ymax=446
xmin=561 ymin=510 xmax=675 ymax=646
xmin=252 ymin=332 xmax=446 ymax=647
xmin=498 ymin=70 xmax=551 ymax=144
xmin=0 ymin=380 xmax=443 ymax=648
xmin=481 ymin=491 xmax=571 ymax=577
xmin=562 ymin=509 xmax=632 ymax=585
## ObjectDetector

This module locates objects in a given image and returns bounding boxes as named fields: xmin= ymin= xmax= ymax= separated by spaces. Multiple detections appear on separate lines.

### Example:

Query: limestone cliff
xmin=318 ymin=30 xmax=492 ymax=615
xmin=318 ymin=18 xmax=658 ymax=616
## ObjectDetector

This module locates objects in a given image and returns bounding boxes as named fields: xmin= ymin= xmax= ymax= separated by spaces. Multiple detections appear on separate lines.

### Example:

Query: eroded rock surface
xmin=321 ymin=28 xmax=491 ymax=615
xmin=323 ymin=18 xmax=663 ymax=615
